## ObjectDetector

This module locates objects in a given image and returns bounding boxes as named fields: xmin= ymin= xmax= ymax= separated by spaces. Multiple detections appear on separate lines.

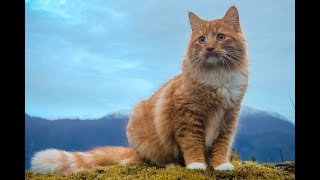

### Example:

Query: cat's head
xmin=184 ymin=6 xmax=247 ymax=72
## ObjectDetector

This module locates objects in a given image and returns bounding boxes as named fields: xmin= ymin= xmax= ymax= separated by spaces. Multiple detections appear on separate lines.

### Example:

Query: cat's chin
xmin=206 ymin=56 xmax=220 ymax=65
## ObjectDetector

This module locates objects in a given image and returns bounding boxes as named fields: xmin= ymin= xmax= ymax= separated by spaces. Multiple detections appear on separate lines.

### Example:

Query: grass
xmin=25 ymin=161 xmax=295 ymax=180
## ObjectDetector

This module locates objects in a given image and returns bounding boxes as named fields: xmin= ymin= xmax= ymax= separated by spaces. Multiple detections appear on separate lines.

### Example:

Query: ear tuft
xmin=188 ymin=12 xmax=203 ymax=31
xmin=223 ymin=6 xmax=241 ymax=31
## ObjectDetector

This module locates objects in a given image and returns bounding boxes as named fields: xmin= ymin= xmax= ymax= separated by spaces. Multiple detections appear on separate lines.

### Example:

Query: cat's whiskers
xmin=195 ymin=54 xmax=208 ymax=81
xmin=225 ymin=49 xmax=243 ymax=54
xmin=220 ymin=56 xmax=232 ymax=79
xmin=226 ymin=55 xmax=245 ymax=69
xmin=194 ymin=54 xmax=205 ymax=73
xmin=192 ymin=59 xmax=201 ymax=73
xmin=222 ymin=54 xmax=245 ymax=70
xmin=227 ymin=53 xmax=243 ymax=60
xmin=220 ymin=55 xmax=225 ymax=67
xmin=222 ymin=54 xmax=239 ymax=69
xmin=185 ymin=52 xmax=204 ymax=74
xmin=186 ymin=51 xmax=245 ymax=81
xmin=227 ymin=51 xmax=242 ymax=56
xmin=185 ymin=53 xmax=200 ymax=65
xmin=225 ymin=49 xmax=243 ymax=55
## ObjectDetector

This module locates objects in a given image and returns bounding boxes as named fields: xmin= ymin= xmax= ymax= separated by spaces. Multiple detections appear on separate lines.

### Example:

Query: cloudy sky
xmin=25 ymin=0 xmax=295 ymax=123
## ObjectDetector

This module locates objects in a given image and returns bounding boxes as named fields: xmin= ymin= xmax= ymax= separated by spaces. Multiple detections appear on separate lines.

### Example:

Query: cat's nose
xmin=206 ymin=47 xmax=215 ymax=52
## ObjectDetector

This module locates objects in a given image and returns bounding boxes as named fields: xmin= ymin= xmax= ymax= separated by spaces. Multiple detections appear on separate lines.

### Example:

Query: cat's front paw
xmin=186 ymin=162 xmax=207 ymax=170
xmin=214 ymin=162 xmax=234 ymax=171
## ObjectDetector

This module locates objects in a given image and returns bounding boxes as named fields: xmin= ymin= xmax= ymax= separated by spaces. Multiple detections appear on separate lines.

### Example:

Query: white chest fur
xmin=199 ymin=69 xmax=247 ymax=107
xmin=200 ymin=69 xmax=248 ymax=149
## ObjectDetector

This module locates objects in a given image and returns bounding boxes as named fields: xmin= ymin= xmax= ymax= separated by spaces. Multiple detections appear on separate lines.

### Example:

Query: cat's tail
xmin=31 ymin=146 xmax=143 ymax=176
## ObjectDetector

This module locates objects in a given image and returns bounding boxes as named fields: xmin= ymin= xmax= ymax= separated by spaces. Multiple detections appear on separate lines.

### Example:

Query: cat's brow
xmin=201 ymin=22 xmax=225 ymax=36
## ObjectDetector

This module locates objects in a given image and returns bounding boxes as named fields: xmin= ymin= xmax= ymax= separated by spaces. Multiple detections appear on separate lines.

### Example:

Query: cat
xmin=31 ymin=6 xmax=248 ymax=176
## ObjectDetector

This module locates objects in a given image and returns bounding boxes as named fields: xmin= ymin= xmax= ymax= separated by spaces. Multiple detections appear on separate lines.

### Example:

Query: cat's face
xmin=186 ymin=6 xmax=247 ymax=71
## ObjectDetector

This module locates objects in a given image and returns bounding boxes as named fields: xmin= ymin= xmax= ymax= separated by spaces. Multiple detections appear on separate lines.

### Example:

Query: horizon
xmin=25 ymin=105 xmax=295 ymax=125
xmin=26 ymin=0 xmax=295 ymax=124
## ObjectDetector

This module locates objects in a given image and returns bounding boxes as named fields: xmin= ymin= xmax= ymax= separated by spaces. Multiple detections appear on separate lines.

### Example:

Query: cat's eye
xmin=198 ymin=36 xmax=206 ymax=44
xmin=217 ymin=33 xmax=225 ymax=41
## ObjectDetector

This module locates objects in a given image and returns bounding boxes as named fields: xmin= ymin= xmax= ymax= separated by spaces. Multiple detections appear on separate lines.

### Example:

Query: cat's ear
xmin=223 ymin=6 xmax=241 ymax=32
xmin=188 ymin=12 xmax=203 ymax=31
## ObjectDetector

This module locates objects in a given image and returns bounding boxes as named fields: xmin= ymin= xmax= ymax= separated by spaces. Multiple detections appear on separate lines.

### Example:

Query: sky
xmin=25 ymin=0 xmax=295 ymax=123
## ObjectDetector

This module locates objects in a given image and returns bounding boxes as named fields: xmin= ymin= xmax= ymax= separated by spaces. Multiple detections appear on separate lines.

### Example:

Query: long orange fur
xmin=31 ymin=6 xmax=249 ymax=175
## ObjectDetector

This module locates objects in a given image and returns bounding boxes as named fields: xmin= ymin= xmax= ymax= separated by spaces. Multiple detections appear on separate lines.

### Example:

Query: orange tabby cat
xmin=31 ymin=6 xmax=248 ymax=175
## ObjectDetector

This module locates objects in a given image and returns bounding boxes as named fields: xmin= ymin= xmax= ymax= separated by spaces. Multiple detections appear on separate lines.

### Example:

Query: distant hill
xmin=234 ymin=106 xmax=295 ymax=163
xmin=25 ymin=106 xmax=294 ymax=169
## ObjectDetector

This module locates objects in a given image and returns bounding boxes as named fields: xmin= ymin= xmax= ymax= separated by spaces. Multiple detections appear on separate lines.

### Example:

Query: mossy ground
xmin=25 ymin=161 xmax=294 ymax=180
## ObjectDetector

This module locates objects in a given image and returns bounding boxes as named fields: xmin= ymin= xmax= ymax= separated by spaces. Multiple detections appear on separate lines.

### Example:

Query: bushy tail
xmin=31 ymin=146 xmax=142 ymax=176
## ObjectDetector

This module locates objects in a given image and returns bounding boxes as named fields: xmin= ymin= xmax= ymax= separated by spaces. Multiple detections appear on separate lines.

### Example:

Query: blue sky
xmin=25 ymin=0 xmax=295 ymax=123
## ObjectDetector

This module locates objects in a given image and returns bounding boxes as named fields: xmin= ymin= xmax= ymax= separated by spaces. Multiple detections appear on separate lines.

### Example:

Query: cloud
xmin=26 ymin=0 xmax=295 ymax=123
xmin=26 ymin=0 xmax=73 ymax=19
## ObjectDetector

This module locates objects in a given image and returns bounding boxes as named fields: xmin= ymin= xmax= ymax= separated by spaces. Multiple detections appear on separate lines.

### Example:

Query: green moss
xmin=25 ymin=161 xmax=294 ymax=180
xmin=230 ymin=148 xmax=241 ymax=162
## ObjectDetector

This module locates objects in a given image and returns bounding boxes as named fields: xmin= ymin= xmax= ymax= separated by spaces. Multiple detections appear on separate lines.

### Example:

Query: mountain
xmin=234 ymin=106 xmax=295 ymax=163
xmin=25 ymin=107 xmax=295 ymax=169
xmin=25 ymin=113 xmax=128 ymax=169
